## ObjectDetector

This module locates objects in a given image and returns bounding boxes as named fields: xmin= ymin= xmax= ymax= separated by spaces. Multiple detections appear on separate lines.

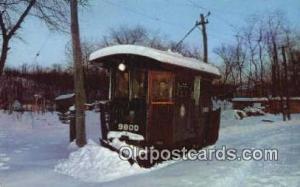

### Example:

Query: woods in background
xmin=214 ymin=11 xmax=300 ymax=99
xmin=0 ymin=64 xmax=108 ymax=111
xmin=1 ymin=10 xmax=299 ymax=116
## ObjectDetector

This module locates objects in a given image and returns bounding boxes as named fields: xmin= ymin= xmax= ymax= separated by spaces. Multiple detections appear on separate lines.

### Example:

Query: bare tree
xmin=100 ymin=25 xmax=202 ymax=59
xmin=0 ymin=0 xmax=70 ymax=76
xmin=65 ymin=40 xmax=98 ymax=70
xmin=214 ymin=44 xmax=236 ymax=86
xmin=101 ymin=25 xmax=149 ymax=47
xmin=234 ymin=35 xmax=247 ymax=95
xmin=215 ymin=11 xmax=299 ymax=120
xmin=257 ymin=27 xmax=267 ymax=96
xmin=288 ymin=44 xmax=300 ymax=96
xmin=216 ymin=35 xmax=247 ymax=95
xmin=240 ymin=16 xmax=273 ymax=96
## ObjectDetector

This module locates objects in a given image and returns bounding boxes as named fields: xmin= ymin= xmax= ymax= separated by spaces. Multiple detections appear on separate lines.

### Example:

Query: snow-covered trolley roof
xmin=89 ymin=45 xmax=221 ymax=77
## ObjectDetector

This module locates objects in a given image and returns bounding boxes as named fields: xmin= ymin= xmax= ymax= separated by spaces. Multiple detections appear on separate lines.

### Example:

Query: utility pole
xmin=281 ymin=46 xmax=291 ymax=120
xmin=174 ymin=12 xmax=210 ymax=63
xmin=197 ymin=13 xmax=210 ymax=63
xmin=70 ymin=0 xmax=87 ymax=147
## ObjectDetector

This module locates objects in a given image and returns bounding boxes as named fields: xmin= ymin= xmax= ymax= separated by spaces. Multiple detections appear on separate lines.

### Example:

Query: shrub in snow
xmin=11 ymin=100 xmax=23 ymax=111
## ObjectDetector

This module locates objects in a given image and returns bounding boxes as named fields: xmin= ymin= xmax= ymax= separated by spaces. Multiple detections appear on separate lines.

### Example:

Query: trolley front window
xmin=131 ymin=70 xmax=146 ymax=99
xmin=115 ymin=71 xmax=129 ymax=98
xmin=114 ymin=69 xmax=146 ymax=99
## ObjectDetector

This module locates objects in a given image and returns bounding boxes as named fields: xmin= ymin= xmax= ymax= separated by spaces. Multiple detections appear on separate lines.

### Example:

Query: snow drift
xmin=54 ymin=140 xmax=172 ymax=183
xmin=1 ymin=110 xmax=300 ymax=186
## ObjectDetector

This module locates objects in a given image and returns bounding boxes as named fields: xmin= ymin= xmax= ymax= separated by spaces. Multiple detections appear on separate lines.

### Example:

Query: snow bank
xmin=55 ymin=93 xmax=75 ymax=101
xmin=221 ymin=109 xmax=247 ymax=120
xmin=107 ymin=131 xmax=145 ymax=141
xmin=212 ymin=99 xmax=233 ymax=111
xmin=0 ymin=110 xmax=63 ymax=130
xmin=54 ymin=140 xmax=170 ymax=183
xmin=243 ymin=106 xmax=265 ymax=116
xmin=232 ymin=97 xmax=268 ymax=102
xmin=1 ymin=109 xmax=300 ymax=186
xmin=270 ymin=97 xmax=300 ymax=101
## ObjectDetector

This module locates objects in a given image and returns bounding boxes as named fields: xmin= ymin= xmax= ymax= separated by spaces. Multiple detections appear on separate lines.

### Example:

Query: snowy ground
xmin=0 ymin=110 xmax=300 ymax=187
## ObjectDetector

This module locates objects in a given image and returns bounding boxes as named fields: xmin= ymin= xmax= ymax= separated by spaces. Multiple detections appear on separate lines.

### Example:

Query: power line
xmin=175 ymin=12 xmax=211 ymax=62
xmin=186 ymin=0 xmax=240 ymax=31
xmin=102 ymin=0 xmax=234 ymax=40
xmin=184 ymin=0 xmax=241 ymax=40
xmin=101 ymin=0 xmax=238 ymax=45
xmin=186 ymin=0 xmax=247 ymax=18
xmin=33 ymin=32 xmax=52 ymax=63
xmin=175 ymin=23 xmax=198 ymax=49
xmin=186 ymin=0 xmax=206 ymax=10
xmin=101 ymin=0 xmax=181 ymax=29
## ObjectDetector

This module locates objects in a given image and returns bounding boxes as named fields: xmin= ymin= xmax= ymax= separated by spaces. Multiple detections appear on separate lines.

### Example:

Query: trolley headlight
xmin=118 ymin=63 xmax=126 ymax=71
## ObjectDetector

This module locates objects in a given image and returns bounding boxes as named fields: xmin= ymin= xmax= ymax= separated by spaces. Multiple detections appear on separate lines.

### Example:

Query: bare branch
xmin=0 ymin=11 xmax=7 ymax=37
xmin=7 ymin=0 xmax=36 ymax=38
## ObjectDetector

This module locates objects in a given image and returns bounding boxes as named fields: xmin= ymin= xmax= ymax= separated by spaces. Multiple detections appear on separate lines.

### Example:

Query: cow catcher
xmin=89 ymin=45 xmax=221 ymax=167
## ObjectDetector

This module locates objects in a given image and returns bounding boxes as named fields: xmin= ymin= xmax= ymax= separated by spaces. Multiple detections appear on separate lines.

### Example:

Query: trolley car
xmin=89 ymin=45 xmax=221 ymax=166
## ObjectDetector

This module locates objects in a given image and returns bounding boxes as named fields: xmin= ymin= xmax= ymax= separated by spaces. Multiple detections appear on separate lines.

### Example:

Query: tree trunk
xmin=0 ymin=38 xmax=9 ymax=76
xmin=278 ymin=70 xmax=286 ymax=121
xmin=281 ymin=47 xmax=291 ymax=120
xmin=0 ymin=0 xmax=36 ymax=76
xmin=258 ymin=43 xmax=264 ymax=96
xmin=70 ymin=0 xmax=86 ymax=147
xmin=272 ymin=39 xmax=279 ymax=97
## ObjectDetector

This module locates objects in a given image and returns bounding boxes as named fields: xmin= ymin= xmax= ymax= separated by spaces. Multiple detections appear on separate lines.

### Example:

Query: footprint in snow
xmin=0 ymin=163 xmax=10 ymax=170
xmin=0 ymin=153 xmax=10 ymax=170
xmin=0 ymin=154 xmax=10 ymax=162
xmin=0 ymin=157 xmax=10 ymax=162
xmin=13 ymin=146 xmax=32 ymax=153
xmin=26 ymin=144 xmax=39 ymax=149
xmin=14 ymin=150 xmax=22 ymax=154
xmin=20 ymin=147 xmax=30 ymax=151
